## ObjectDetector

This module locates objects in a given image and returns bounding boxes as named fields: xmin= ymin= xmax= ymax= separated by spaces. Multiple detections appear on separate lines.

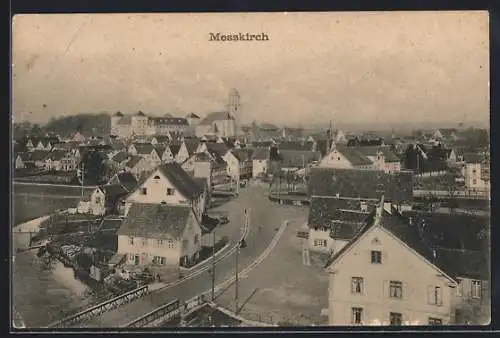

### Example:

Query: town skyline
xmin=12 ymin=12 xmax=489 ymax=126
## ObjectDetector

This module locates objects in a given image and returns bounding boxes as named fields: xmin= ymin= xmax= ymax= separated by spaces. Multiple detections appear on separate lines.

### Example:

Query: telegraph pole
xmin=211 ymin=229 xmax=216 ymax=301
xmin=80 ymin=160 xmax=85 ymax=199
xmin=235 ymin=208 xmax=248 ymax=313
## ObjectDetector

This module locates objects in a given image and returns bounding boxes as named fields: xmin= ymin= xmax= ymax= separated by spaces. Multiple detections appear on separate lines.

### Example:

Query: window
xmin=128 ymin=237 xmax=134 ymax=245
xmin=472 ymin=179 xmax=477 ymax=185
xmin=351 ymin=307 xmax=363 ymax=324
xmin=428 ymin=317 xmax=442 ymax=325
xmin=94 ymin=196 xmax=101 ymax=204
xmin=360 ymin=202 xmax=368 ymax=212
xmin=168 ymin=239 xmax=175 ymax=249
xmin=314 ymin=239 xmax=327 ymax=247
xmin=389 ymin=281 xmax=403 ymax=299
xmin=157 ymin=239 xmax=164 ymax=247
xmin=167 ymin=188 xmax=175 ymax=196
xmin=194 ymin=234 xmax=199 ymax=244
xmin=351 ymin=277 xmax=364 ymax=294
xmin=337 ymin=157 xmax=340 ymax=161
xmin=472 ymin=169 xmax=477 ymax=174
xmin=390 ymin=312 xmax=402 ymax=326
xmin=158 ymin=257 xmax=166 ymax=265
xmin=471 ymin=280 xmax=481 ymax=299
xmin=141 ymin=187 xmax=148 ymax=195
xmin=371 ymin=250 xmax=382 ymax=264
xmin=435 ymin=286 xmax=442 ymax=305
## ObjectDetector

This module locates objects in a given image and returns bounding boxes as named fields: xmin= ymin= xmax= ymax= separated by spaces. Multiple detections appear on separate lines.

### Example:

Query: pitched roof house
xmin=116 ymin=203 xmax=203 ymax=267
xmin=122 ymin=162 xmax=207 ymax=222
xmin=308 ymin=167 xmax=413 ymax=203
xmin=324 ymin=197 xmax=489 ymax=326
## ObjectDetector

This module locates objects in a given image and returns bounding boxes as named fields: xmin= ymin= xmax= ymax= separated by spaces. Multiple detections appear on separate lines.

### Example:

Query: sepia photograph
xmin=11 ymin=11 xmax=490 ymax=329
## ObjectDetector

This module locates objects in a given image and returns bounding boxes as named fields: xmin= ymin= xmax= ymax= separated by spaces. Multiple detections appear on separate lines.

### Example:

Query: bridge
xmin=47 ymin=285 xmax=149 ymax=328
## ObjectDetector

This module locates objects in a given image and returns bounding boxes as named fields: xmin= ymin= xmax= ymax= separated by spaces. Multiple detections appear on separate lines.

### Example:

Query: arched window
xmin=154 ymin=175 xmax=160 ymax=180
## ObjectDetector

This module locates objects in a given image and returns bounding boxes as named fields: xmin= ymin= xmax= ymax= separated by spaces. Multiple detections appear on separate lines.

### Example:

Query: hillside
xmin=43 ymin=113 xmax=111 ymax=137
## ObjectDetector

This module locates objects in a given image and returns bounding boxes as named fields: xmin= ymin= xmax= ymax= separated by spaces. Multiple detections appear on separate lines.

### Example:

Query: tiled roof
xmin=133 ymin=143 xmax=155 ymax=155
xmin=251 ymin=147 xmax=269 ymax=160
xmin=201 ymin=214 xmax=219 ymax=234
xmin=169 ymin=142 xmax=182 ymax=157
xmin=275 ymin=150 xmax=321 ymax=168
xmin=46 ymin=150 xmax=68 ymax=161
xmin=112 ymin=151 xmax=129 ymax=163
xmin=199 ymin=112 xmax=234 ymax=126
xmin=335 ymin=146 xmax=373 ymax=166
xmin=463 ymin=153 xmax=483 ymax=164
xmin=278 ymin=141 xmax=315 ymax=151
xmin=157 ymin=162 xmax=203 ymax=200
xmin=187 ymin=113 xmax=200 ymax=118
xmin=100 ymin=184 xmax=129 ymax=206
xmin=231 ymin=149 xmax=253 ymax=162
xmin=154 ymin=146 xmax=166 ymax=158
xmin=193 ymin=177 xmax=208 ymax=191
xmin=352 ymin=146 xmax=401 ymax=163
xmin=153 ymin=135 xmax=171 ymax=144
xmin=150 ymin=117 xmax=188 ymax=126
xmin=117 ymin=203 xmax=192 ymax=239
xmin=125 ymin=155 xmax=144 ymax=169
xmin=109 ymin=171 xmax=138 ymax=192
xmin=308 ymin=197 xmax=375 ymax=240
xmin=205 ymin=142 xmax=229 ymax=157
xmin=184 ymin=140 xmax=201 ymax=156
xmin=29 ymin=150 xmax=50 ymax=161
xmin=308 ymin=168 xmax=413 ymax=202
xmin=400 ymin=211 xmax=489 ymax=252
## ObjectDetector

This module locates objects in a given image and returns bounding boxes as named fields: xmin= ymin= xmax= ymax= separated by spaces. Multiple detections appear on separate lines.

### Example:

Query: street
xmin=72 ymin=184 xmax=306 ymax=328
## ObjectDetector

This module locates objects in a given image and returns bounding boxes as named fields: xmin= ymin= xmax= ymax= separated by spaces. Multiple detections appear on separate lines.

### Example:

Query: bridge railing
xmin=124 ymin=299 xmax=181 ymax=328
xmin=47 ymin=284 xmax=149 ymax=328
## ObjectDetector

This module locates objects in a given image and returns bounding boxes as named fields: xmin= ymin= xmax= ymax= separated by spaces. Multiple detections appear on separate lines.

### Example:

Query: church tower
xmin=228 ymin=88 xmax=240 ymax=119
xmin=227 ymin=88 xmax=241 ymax=136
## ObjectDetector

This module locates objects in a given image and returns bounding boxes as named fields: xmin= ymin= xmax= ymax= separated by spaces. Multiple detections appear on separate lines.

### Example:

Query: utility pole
xmin=80 ymin=160 xmax=85 ymax=199
xmin=235 ymin=208 xmax=248 ymax=313
xmin=235 ymin=241 xmax=239 ymax=313
xmin=211 ymin=229 xmax=216 ymax=301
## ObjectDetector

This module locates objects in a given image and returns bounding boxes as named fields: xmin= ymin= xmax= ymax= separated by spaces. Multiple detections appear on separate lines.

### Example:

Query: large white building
xmin=110 ymin=111 xmax=192 ymax=139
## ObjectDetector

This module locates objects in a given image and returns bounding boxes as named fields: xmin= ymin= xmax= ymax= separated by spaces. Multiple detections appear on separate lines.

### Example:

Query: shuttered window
xmin=427 ymin=285 xmax=443 ymax=305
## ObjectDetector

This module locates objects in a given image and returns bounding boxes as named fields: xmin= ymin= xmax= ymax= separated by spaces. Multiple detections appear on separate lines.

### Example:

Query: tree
xmin=80 ymin=149 xmax=106 ymax=184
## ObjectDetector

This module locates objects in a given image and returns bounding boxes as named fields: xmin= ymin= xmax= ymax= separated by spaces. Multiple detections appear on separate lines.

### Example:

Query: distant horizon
xmin=12 ymin=12 xmax=489 ymax=126
xmin=12 ymin=110 xmax=489 ymax=134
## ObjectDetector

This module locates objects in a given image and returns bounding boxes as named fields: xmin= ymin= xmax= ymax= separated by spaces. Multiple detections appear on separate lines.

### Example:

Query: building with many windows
xmin=325 ymin=196 xmax=490 ymax=326
xmin=110 ymin=111 xmax=190 ymax=139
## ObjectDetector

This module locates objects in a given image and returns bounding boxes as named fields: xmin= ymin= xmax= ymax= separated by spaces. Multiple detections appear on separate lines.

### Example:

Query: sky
xmin=12 ymin=11 xmax=489 ymax=127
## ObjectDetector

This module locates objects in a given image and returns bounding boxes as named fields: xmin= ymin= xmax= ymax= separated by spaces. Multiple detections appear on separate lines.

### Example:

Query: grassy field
xmin=13 ymin=195 xmax=81 ymax=226
xmin=214 ymin=216 xmax=330 ymax=326
xmin=12 ymin=183 xmax=96 ymax=226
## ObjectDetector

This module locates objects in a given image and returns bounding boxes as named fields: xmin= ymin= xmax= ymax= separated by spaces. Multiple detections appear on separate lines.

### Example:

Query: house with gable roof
xmin=319 ymin=145 xmax=401 ymax=173
xmin=195 ymin=111 xmax=238 ymax=138
xmin=116 ymin=203 xmax=203 ymax=268
xmin=251 ymin=147 xmax=270 ymax=178
xmin=120 ymin=162 xmax=207 ymax=222
xmin=324 ymin=196 xmax=490 ymax=326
